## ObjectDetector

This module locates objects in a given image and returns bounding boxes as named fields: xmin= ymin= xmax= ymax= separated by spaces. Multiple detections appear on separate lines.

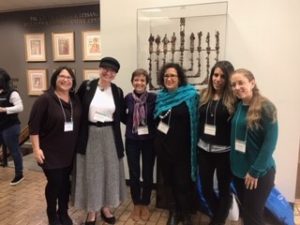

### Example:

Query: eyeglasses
xmin=164 ymin=74 xmax=178 ymax=79
xmin=101 ymin=67 xmax=116 ymax=74
xmin=58 ymin=75 xmax=73 ymax=80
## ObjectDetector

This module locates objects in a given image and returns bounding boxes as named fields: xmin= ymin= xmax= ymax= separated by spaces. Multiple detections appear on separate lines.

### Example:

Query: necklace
xmin=208 ymin=100 xmax=219 ymax=117
xmin=98 ymin=81 xmax=110 ymax=92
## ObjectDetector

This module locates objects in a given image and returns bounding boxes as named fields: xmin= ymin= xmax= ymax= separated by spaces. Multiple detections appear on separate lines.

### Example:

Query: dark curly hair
xmin=158 ymin=63 xmax=187 ymax=89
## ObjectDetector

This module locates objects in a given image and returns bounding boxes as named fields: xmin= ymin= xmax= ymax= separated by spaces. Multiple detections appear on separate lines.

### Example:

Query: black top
xmin=154 ymin=102 xmax=190 ymax=163
xmin=199 ymin=100 xmax=231 ymax=146
xmin=0 ymin=90 xmax=20 ymax=131
xmin=28 ymin=89 xmax=81 ymax=169
xmin=76 ymin=79 xmax=125 ymax=158
xmin=124 ymin=92 xmax=157 ymax=140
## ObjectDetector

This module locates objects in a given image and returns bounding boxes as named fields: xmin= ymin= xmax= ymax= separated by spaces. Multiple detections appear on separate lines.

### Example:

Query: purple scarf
xmin=132 ymin=91 xmax=148 ymax=133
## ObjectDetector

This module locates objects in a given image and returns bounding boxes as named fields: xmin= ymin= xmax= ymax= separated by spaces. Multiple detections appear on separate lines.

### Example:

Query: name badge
xmin=157 ymin=121 xmax=169 ymax=134
xmin=137 ymin=126 xmax=149 ymax=135
xmin=235 ymin=139 xmax=246 ymax=153
xmin=64 ymin=122 xmax=73 ymax=132
xmin=94 ymin=111 xmax=107 ymax=122
xmin=204 ymin=124 xmax=216 ymax=136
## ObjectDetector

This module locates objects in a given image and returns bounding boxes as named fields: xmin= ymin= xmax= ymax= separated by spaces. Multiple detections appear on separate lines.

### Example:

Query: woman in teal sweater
xmin=230 ymin=68 xmax=278 ymax=225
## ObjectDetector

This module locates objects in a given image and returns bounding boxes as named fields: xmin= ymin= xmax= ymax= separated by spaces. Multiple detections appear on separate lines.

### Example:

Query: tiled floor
xmin=0 ymin=165 xmax=298 ymax=225
xmin=0 ymin=166 xmax=238 ymax=225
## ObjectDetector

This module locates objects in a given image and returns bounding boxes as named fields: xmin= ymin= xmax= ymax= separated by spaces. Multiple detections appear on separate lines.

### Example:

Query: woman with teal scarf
xmin=154 ymin=63 xmax=199 ymax=225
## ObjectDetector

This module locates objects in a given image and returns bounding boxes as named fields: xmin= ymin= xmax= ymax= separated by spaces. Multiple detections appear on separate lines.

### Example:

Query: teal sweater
xmin=230 ymin=101 xmax=278 ymax=178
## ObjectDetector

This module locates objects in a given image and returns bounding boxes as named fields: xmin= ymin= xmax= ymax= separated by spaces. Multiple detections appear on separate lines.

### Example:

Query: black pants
xmin=233 ymin=168 xmax=275 ymax=225
xmin=159 ymin=158 xmax=196 ymax=213
xmin=198 ymin=149 xmax=232 ymax=223
xmin=125 ymin=138 xmax=155 ymax=205
xmin=43 ymin=166 xmax=72 ymax=219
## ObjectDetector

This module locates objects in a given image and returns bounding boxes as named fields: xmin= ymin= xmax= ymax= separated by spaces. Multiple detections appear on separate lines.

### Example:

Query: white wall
xmin=100 ymin=0 xmax=300 ymax=201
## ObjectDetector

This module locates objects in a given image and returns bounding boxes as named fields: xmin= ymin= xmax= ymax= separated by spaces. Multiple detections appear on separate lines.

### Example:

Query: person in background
xmin=28 ymin=67 xmax=81 ymax=225
xmin=154 ymin=63 xmax=199 ymax=225
xmin=197 ymin=61 xmax=235 ymax=225
xmin=123 ymin=68 xmax=156 ymax=221
xmin=73 ymin=57 xmax=127 ymax=225
xmin=0 ymin=68 xmax=24 ymax=186
xmin=230 ymin=68 xmax=278 ymax=225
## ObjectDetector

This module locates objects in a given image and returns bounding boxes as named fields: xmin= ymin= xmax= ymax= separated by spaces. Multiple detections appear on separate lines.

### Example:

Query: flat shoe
xmin=85 ymin=213 xmax=96 ymax=225
xmin=101 ymin=208 xmax=116 ymax=224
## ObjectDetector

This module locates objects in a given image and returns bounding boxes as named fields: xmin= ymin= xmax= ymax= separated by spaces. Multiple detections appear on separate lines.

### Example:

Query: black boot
xmin=47 ymin=209 xmax=62 ymax=225
xmin=57 ymin=183 xmax=73 ymax=225
xmin=182 ymin=213 xmax=193 ymax=225
xmin=57 ymin=211 xmax=73 ymax=225
xmin=208 ymin=221 xmax=225 ymax=225
xmin=167 ymin=211 xmax=180 ymax=225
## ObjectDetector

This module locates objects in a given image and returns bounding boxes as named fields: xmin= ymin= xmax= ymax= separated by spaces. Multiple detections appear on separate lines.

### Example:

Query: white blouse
xmin=88 ymin=86 xmax=115 ymax=123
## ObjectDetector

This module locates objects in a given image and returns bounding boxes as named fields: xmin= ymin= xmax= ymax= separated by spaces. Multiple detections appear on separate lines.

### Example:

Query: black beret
xmin=99 ymin=57 xmax=120 ymax=73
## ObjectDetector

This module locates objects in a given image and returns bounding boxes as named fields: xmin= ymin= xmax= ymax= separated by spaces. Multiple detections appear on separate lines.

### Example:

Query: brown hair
xmin=131 ymin=68 xmax=150 ymax=84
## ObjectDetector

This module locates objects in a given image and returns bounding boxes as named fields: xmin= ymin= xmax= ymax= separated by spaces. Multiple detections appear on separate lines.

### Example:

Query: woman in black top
xmin=154 ymin=63 xmax=199 ymax=225
xmin=198 ymin=61 xmax=235 ymax=225
xmin=29 ymin=67 xmax=81 ymax=225
xmin=0 ymin=68 xmax=24 ymax=185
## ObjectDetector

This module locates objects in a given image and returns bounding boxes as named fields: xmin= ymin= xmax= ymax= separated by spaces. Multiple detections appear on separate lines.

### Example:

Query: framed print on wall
xmin=52 ymin=32 xmax=75 ymax=61
xmin=83 ymin=69 xmax=99 ymax=80
xmin=27 ymin=69 xmax=48 ymax=96
xmin=25 ymin=33 xmax=46 ymax=62
xmin=82 ymin=30 xmax=101 ymax=61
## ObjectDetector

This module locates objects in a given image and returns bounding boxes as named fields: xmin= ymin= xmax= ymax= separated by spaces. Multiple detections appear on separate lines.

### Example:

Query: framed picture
xmin=83 ymin=69 xmax=99 ymax=80
xmin=27 ymin=69 xmax=48 ymax=96
xmin=25 ymin=33 xmax=46 ymax=62
xmin=82 ymin=30 xmax=101 ymax=61
xmin=52 ymin=32 xmax=75 ymax=61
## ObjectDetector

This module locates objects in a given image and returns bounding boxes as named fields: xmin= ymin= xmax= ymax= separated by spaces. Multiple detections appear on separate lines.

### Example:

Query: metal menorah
xmin=148 ymin=17 xmax=220 ymax=89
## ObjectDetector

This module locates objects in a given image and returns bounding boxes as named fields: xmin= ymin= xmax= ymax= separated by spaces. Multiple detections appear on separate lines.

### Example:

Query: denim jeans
xmin=0 ymin=124 xmax=23 ymax=176
xmin=125 ymin=138 xmax=155 ymax=205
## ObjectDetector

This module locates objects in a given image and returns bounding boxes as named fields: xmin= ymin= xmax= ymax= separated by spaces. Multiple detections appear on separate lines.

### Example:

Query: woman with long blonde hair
xmin=230 ymin=68 xmax=278 ymax=225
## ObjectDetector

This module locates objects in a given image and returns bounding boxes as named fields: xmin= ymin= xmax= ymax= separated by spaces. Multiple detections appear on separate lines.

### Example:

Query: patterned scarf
xmin=154 ymin=84 xmax=199 ymax=181
xmin=132 ymin=91 xmax=148 ymax=133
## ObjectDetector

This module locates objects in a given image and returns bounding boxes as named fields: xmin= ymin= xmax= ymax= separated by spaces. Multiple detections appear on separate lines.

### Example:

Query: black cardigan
xmin=76 ymin=79 xmax=125 ymax=158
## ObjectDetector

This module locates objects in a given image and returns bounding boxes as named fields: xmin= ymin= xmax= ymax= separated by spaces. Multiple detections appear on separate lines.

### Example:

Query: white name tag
xmin=235 ymin=139 xmax=246 ymax=153
xmin=157 ymin=121 xmax=169 ymax=134
xmin=94 ymin=112 xmax=107 ymax=122
xmin=137 ymin=126 xmax=149 ymax=135
xmin=204 ymin=124 xmax=216 ymax=136
xmin=64 ymin=122 xmax=73 ymax=132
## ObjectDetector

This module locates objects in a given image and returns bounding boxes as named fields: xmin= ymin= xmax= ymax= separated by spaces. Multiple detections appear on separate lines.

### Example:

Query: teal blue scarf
xmin=154 ymin=84 xmax=199 ymax=181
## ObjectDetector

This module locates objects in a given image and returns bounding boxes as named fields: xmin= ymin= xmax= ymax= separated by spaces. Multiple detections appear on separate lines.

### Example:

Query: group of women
xmin=25 ymin=56 xmax=277 ymax=225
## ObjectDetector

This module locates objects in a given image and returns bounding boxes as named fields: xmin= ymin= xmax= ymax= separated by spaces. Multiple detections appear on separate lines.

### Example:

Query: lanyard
xmin=159 ymin=109 xmax=172 ymax=126
xmin=234 ymin=103 xmax=248 ymax=142
xmin=57 ymin=96 xmax=73 ymax=123
xmin=205 ymin=100 xmax=219 ymax=126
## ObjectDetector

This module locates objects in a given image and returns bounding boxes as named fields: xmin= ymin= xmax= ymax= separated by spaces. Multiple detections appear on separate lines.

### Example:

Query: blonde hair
xmin=200 ymin=61 xmax=236 ymax=115
xmin=233 ymin=69 xmax=277 ymax=129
